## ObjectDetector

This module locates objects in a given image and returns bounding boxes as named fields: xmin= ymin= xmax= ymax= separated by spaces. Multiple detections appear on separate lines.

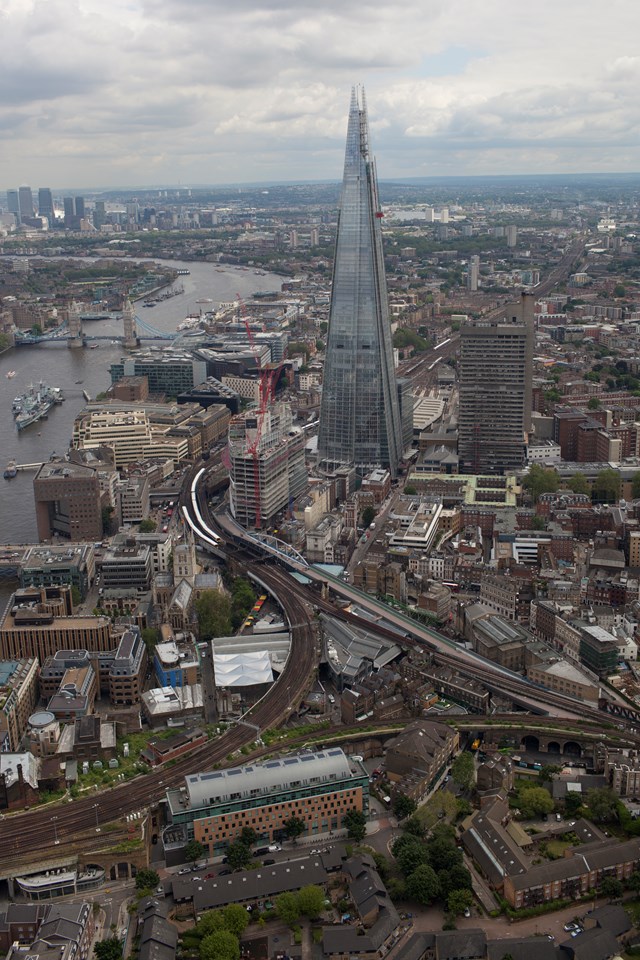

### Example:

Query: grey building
xmin=318 ymin=88 xmax=402 ymax=478
xmin=458 ymin=294 xmax=534 ymax=475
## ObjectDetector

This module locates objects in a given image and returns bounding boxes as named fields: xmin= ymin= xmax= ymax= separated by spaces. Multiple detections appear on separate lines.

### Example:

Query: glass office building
xmin=318 ymin=88 xmax=402 ymax=478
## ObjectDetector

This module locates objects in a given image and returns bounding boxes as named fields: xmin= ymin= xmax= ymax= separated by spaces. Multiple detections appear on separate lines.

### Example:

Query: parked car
xmin=263 ymin=858 xmax=276 ymax=865
xmin=564 ymin=923 xmax=579 ymax=933
xmin=218 ymin=869 xmax=231 ymax=876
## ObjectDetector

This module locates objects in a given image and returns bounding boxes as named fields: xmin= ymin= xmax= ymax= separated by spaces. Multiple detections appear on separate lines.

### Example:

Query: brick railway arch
xmin=563 ymin=740 xmax=582 ymax=757
xmin=521 ymin=735 xmax=539 ymax=753
xmin=109 ymin=862 xmax=138 ymax=881
xmin=547 ymin=741 xmax=561 ymax=754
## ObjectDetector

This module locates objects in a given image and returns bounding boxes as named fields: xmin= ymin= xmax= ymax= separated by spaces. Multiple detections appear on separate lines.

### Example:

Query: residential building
xmin=458 ymin=294 xmax=534 ymax=474
xmin=384 ymin=721 xmax=459 ymax=803
xmin=166 ymin=748 xmax=369 ymax=855
xmin=318 ymin=88 xmax=402 ymax=478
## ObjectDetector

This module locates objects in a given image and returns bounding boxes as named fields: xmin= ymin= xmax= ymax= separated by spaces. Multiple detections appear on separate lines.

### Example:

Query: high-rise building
xmin=37 ymin=188 xmax=55 ymax=225
xmin=318 ymin=88 xmax=402 ymax=478
xmin=458 ymin=294 xmax=534 ymax=475
xmin=34 ymin=460 xmax=104 ymax=541
xmin=468 ymin=255 xmax=480 ymax=292
xmin=75 ymin=196 xmax=85 ymax=220
xmin=18 ymin=185 xmax=34 ymax=219
xmin=228 ymin=402 xmax=307 ymax=528
xmin=63 ymin=196 xmax=76 ymax=226
xmin=6 ymin=190 xmax=19 ymax=220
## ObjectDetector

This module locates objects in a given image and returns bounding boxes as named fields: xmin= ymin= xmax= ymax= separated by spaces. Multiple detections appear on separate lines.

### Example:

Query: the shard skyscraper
xmin=318 ymin=88 xmax=402 ymax=478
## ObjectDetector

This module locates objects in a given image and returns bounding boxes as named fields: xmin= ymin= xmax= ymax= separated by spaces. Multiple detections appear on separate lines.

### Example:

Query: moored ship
xmin=12 ymin=382 xmax=64 ymax=431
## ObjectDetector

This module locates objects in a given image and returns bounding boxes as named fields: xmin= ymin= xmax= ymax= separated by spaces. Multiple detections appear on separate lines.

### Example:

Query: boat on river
xmin=12 ymin=382 xmax=64 ymax=431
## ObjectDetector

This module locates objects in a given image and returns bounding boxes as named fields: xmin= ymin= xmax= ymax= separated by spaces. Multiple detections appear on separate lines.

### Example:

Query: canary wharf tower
xmin=318 ymin=88 xmax=402 ymax=478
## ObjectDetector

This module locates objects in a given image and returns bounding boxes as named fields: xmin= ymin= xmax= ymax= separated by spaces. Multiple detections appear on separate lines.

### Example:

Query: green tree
xmin=406 ymin=864 xmax=441 ymax=905
xmin=71 ymin=585 xmax=82 ymax=607
xmin=361 ymin=506 xmax=376 ymax=529
xmin=200 ymin=930 xmax=240 ymax=960
xmin=101 ymin=505 xmax=115 ymax=536
xmin=239 ymin=826 xmax=257 ymax=847
xmin=221 ymin=904 xmax=249 ymax=937
xmin=196 ymin=911 xmax=226 ymax=937
xmin=394 ymin=836 xmax=430 ymax=877
xmin=565 ymin=792 xmax=583 ymax=816
xmin=135 ymin=868 xmax=159 ymax=891
xmin=567 ymin=472 xmax=590 ymax=495
xmin=522 ymin=464 xmax=560 ymax=503
xmin=404 ymin=816 xmax=426 ymax=838
xmin=283 ymin=815 xmax=306 ymax=841
xmin=344 ymin=808 xmax=367 ymax=842
xmin=226 ymin=839 xmax=252 ymax=871
xmin=185 ymin=839 xmax=205 ymax=863
xmin=298 ymin=884 xmax=325 ymax=918
xmin=447 ymin=888 xmax=473 ymax=916
xmin=195 ymin=588 xmax=232 ymax=640
xmin=518 ymin=786 xmax=554 ymax=819
xmin=139 ymin=518 xmax=156 ymax=532
xmin=438 ymin=863 xmax=473 ymax=897
xmin=592 ymin=468 xmax=621 ymax=504
xmin=276 ymin=891 xmax=301 ymax=926
xmin=426 ymin=836 xmax=462 ymax=872
xmin=404 ymin=484 xmax=417 ymax=496
xmin=393 ymin=794 xmax=417 ymax=819
xmin=531 ymin=515 xmax=547 ymax=530
xmin=538 ymin=765 xmax=561 ymax=784
xmin=587 ymin=396 xmax=601 ymax=410
xmin=451 ymin=752 xmax=475 ymax=790
xmin=600 ymin=877 xmax=623 ymax=899
xmin=94 ymin=938 xmax=122 ymax=960
xmin=585 ymin=787 xmax=619 ymax=823
xmin=614 ymin=284 xmax=626 ymax=298
xmin=141 ymin=626 xmax=160 ymax=651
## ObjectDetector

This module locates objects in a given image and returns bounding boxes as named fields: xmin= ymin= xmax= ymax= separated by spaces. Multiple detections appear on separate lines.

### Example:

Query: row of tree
xmin=391 ymin=822 xmax=473 ymax=914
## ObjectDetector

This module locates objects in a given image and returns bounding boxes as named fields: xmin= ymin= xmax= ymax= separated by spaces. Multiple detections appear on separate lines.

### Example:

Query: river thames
xmin=0 ymin=258 xmax=283 ymax=545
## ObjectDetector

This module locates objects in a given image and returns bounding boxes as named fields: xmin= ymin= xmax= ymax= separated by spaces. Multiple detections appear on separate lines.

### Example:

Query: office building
xmin=0 ymin=658 xmax=39 ymax=752
xmin=37 ymin=188 xmax=55 ymax=225
xmin=166 ymin=748 xmax=369 ymax=855
xmin=229 ymin=402 xmax=307 ymax=527
xmin=34 ymin=460 xmax=104 ymax=542
xmin=458 ymin=294 xmax=534 ymax=474
xmin=19 ymin=543 xmax=96 ymax=599
xmin=63 ymin=196 xmax=75 ymax=225
xmin=318 ymin=88 xmax=402 ymax=478
xmin=101 ymin=540 xmax=154 ymax=591
xmin=18 ymin=185 xmax=34 ymax=219
xmin=75 ymin=196 xmax=85 ymax=220
xmin=109 ymin=353 xmax=207 ymax=396
xmin=0 ymin=586 xmax=112 ymax=662
xmin=39 ymin=629 xmax=147 ymax=707
xmin=6 ymin=190 xmax=19 ymax=220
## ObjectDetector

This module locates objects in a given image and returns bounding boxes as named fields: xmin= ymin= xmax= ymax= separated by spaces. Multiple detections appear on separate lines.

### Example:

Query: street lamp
xmin=94 ymin=803 xmax=101 ymax=833
xmin=51 ymin=815 xmax=60 ymax=845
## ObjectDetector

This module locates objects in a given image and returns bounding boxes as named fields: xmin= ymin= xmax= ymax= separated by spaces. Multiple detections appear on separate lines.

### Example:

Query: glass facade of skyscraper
xmin=318 ymin=89 xmax=402 ymax=478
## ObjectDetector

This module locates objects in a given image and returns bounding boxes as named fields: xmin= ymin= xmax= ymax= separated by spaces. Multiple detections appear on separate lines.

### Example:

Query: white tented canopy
xmin=213 ymin=650 xmax=273 ymax=687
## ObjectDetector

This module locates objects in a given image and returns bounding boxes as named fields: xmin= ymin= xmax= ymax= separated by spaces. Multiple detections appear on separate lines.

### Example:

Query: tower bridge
xmin=13 ymin=300 xmax=177 ymax=348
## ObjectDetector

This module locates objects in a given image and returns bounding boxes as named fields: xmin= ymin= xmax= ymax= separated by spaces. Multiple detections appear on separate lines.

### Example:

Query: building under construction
xmin=228 ymin=402 xmax=308 ymax=528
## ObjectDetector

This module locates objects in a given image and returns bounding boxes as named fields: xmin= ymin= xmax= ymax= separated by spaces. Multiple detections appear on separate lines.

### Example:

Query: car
xmin=564 ymin=923 xmax=579 ymax=933
xmin=464 ymin=908 xmax=471 ymax=918
xmin=177 ymin=868 xmax=191 ymax=875
xmin=311 ymin=849 xmax=320 ymax=855
xmin=218 ymin=868 xmax=231 ymax=875
xmin=268 ymin=843 xmax=281 ymax=852
xmin=156 ymin=886 xmax=164 ymax=895
xmin=263 ymin=858 xmax=276 ymax=865
xmin=204 ymin=872 xmax=216 ymax=879
xmin=547 ymin=935 xmax=555 ymax=941
xmin=151 ymin=833 xmax=158 ymax=844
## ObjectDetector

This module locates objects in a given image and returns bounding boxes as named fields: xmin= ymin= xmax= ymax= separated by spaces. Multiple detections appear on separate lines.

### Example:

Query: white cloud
xmin=1 ymin=0 xmax=640 ymax=187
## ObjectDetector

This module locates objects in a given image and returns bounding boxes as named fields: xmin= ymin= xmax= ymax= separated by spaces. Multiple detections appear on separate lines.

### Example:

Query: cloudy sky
xmin=2 ymin=0 xmax=640 ymax=189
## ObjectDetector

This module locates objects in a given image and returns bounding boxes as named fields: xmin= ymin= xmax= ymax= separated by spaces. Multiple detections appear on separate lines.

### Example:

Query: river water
xmin=0 ymin=259 xmax=283 ymax=545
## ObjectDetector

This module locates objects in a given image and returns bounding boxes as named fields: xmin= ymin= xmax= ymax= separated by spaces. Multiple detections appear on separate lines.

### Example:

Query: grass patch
xmin=545 ymin=840 xmax=571 ymax=860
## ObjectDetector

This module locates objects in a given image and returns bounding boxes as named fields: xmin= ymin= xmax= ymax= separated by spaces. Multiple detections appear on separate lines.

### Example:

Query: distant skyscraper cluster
xmin=318 ymin=88 xmax=404 ymax=479
xmin=2 ymin=186 xmax=87 ymax=228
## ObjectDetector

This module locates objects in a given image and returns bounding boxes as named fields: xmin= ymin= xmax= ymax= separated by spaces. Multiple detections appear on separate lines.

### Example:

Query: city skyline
xmin=2 ymin=0 xmax=640 ymax=189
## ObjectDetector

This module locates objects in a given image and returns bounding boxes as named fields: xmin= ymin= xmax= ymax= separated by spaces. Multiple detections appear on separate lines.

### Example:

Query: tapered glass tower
xmin=318 ymin=88 xmax=402 ymax=478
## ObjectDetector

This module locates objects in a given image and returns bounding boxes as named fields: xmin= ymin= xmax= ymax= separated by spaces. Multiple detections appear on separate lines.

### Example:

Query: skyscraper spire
xmin=318 ymin=87 xmax=402 ymax=478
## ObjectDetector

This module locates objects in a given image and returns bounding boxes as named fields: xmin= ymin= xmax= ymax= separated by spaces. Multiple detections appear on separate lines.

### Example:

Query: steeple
xmin=318 ymin=88 xmax=402 ymax=477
